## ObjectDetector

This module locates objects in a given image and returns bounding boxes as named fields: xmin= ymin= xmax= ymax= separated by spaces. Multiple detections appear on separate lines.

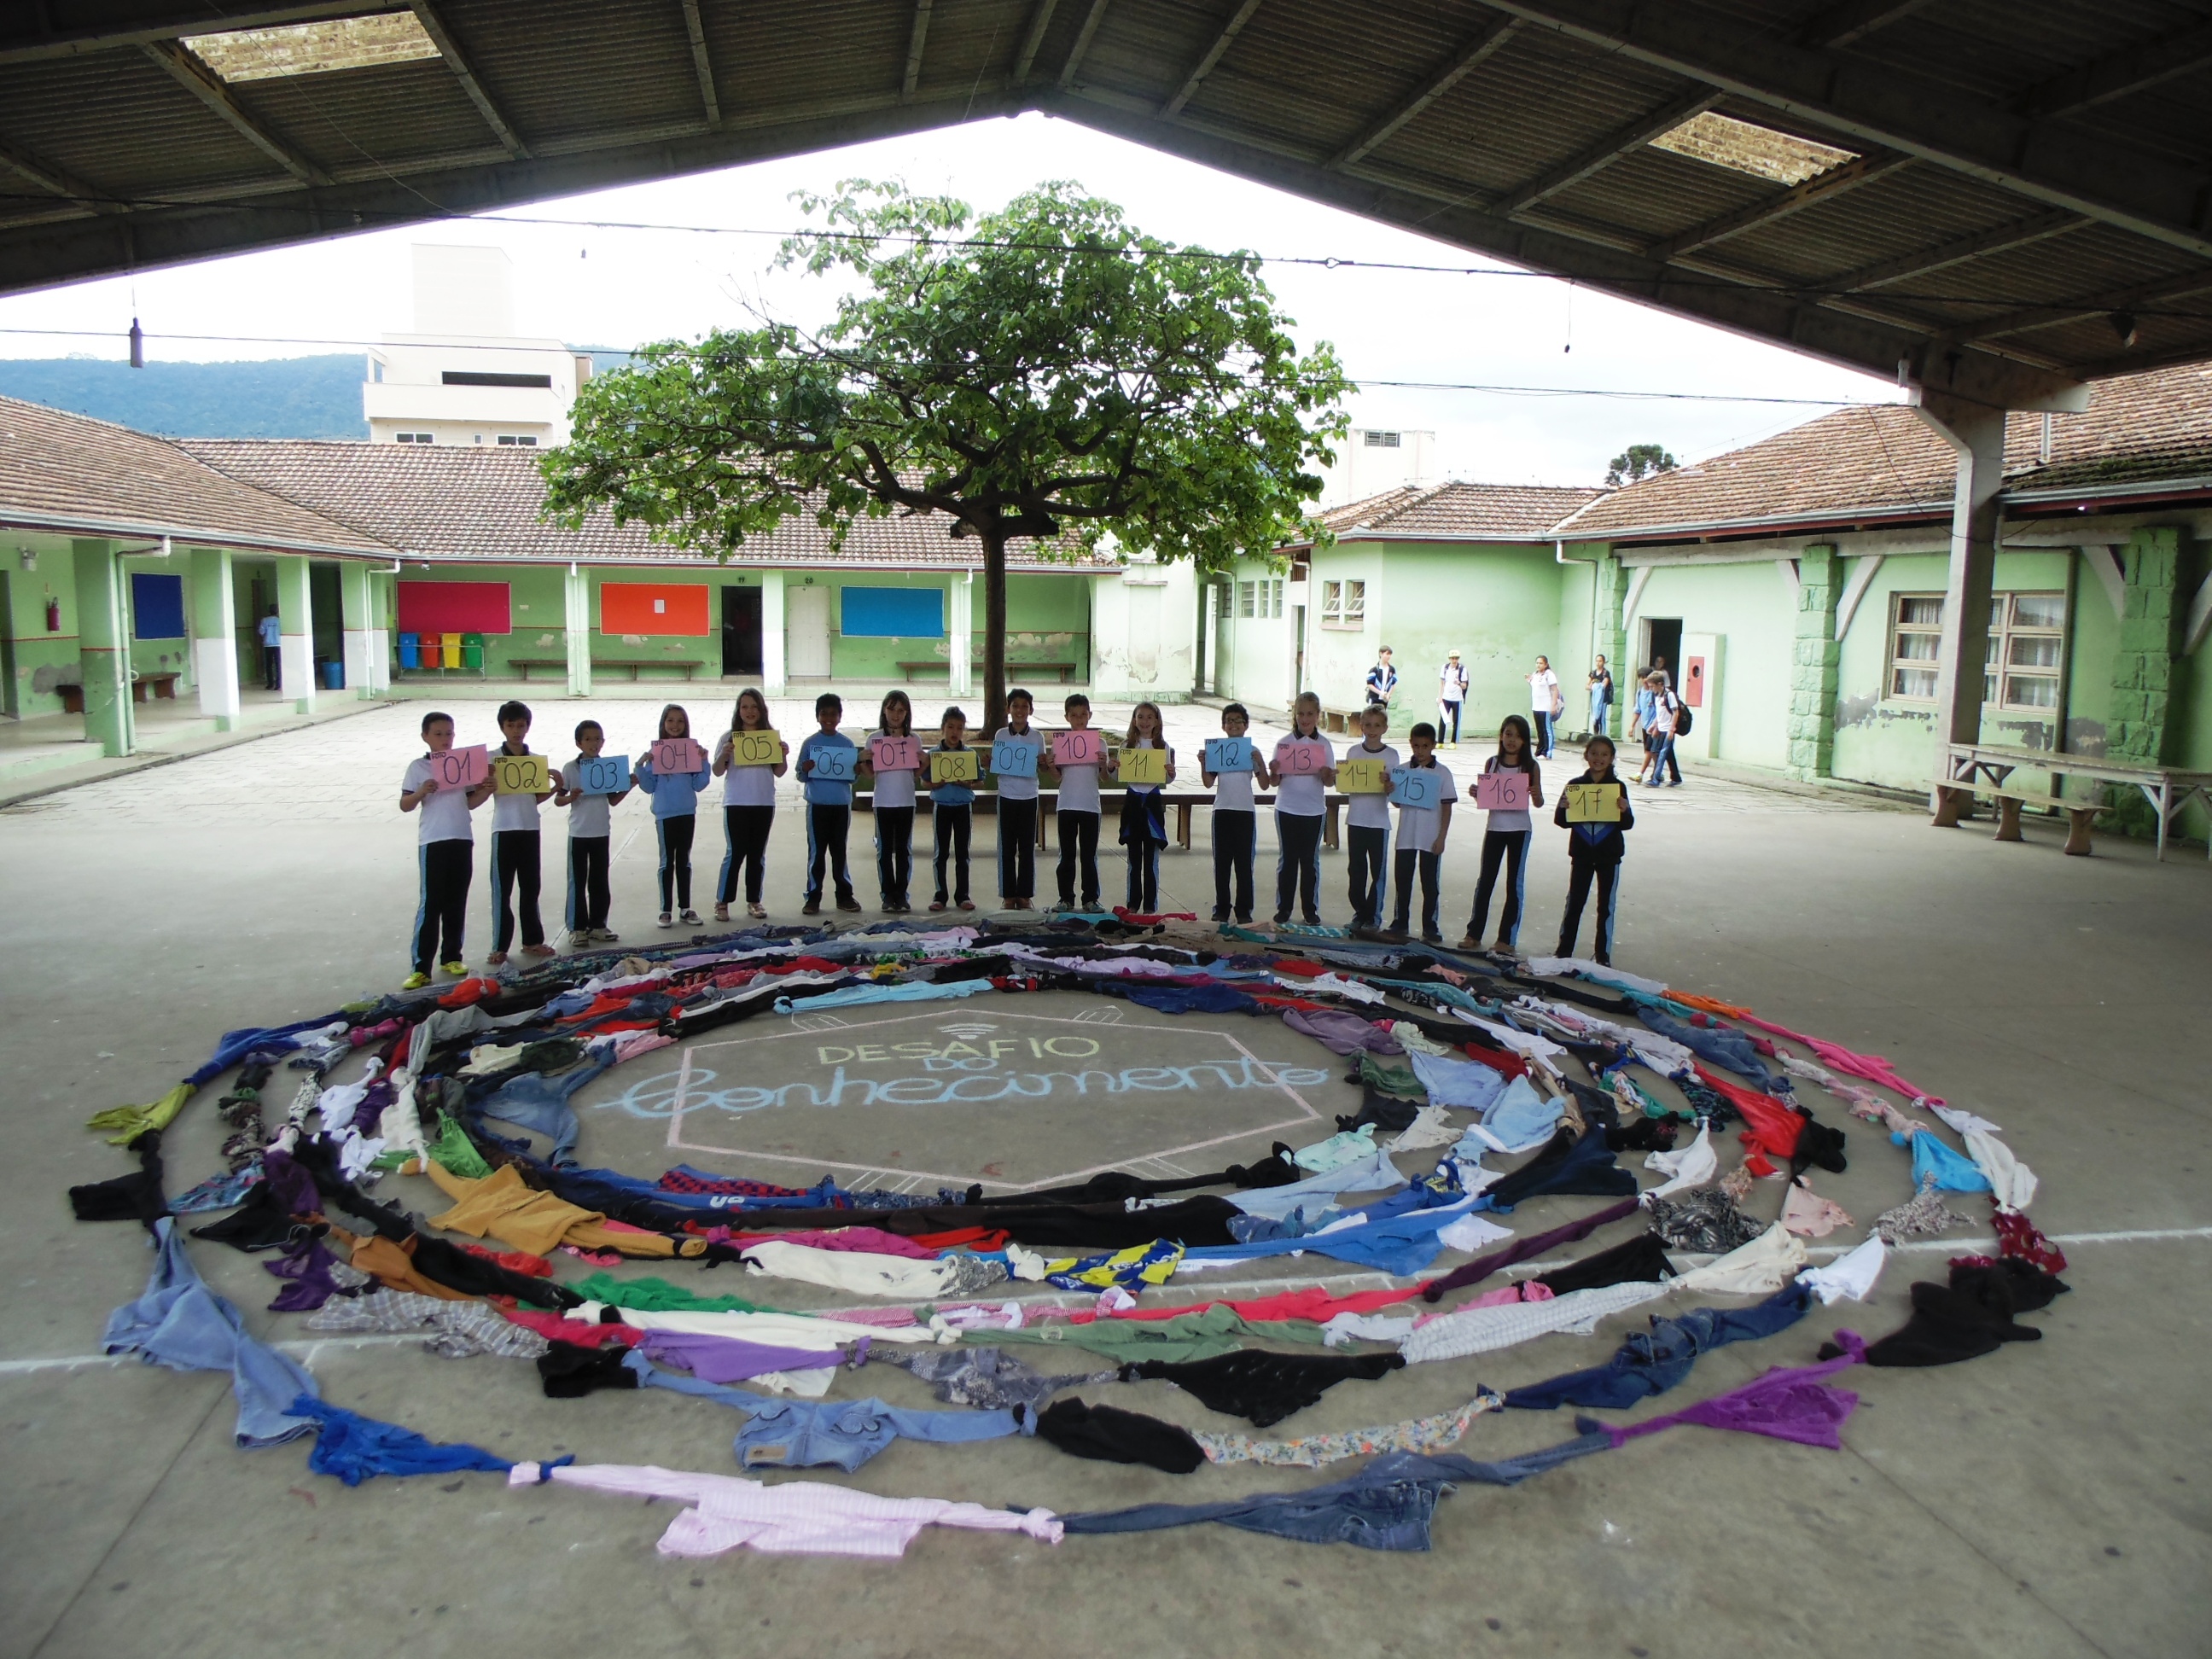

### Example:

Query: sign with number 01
xmin=428 ymin=744 xmax=488 ymax=789
xmin=930 ymin=748 xmax=981 ymax=784
xmin=493 ymin=753 xmax=550 ymax=795
xmin=1475 ymin=769 xmax=1530 ymax=811
xmin=1277 ymin=739 xmax=1331 ymax=777
xmin=652 ymin=737 xmax=706 ymax=775
xmin=1563 ymin=781 xmax=1623 ymax=823
xmin=991 ymin=736 xmax=1041 ymax=779
xmin=1117 ymin=745 xmax=1168 ymax=786
xmin=807 ymin=744 xmax=857 ymax=783
xmin=869 ymin=734 xmax=920 ymax=771
xmin=1388 ymin=765 xmax=1441 ymax=810
xmin=1336 ymin=756 xmax=1389 ymax=795
xmin=732 ymin=730 xmax=783 ymax=768
xmin=1051 ymin=729 xmax=1105 ymax=767
xmin=577 ymin=754 xmax=630 ymax=795
xmin=1202 ymin=736 xmax=1253 ymax=774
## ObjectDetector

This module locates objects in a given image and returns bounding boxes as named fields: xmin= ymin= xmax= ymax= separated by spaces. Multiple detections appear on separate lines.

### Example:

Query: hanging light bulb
xmin=128 ymin=317 xmax=143 ymax=369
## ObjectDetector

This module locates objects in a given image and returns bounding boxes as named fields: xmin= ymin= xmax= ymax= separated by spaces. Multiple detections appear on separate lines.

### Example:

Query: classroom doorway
xmin=721 ymin=585 xmax=762 ymax=676
xmin=786 ymin=583 xmax=831 ymax=678
xmin=1639 ymin=616 xmax=1683 ymax=687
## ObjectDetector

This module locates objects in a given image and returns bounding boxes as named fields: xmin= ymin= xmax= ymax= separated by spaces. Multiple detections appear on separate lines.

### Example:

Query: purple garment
xmin=1598 ymin=1331 xmax=1866 ymax=1450
xmin=265 ymin=1232 xmax=351 ymax=1312
xmin=341 ymin=1079 xmax=395 ymax=1136
xmin=1419 ymin=1196 xmax=1642 ymax=1302
xmin=638 ymin=1330 xmax=842 ymax=1384
xmin=1283 ymin=1007 xmax=1402 ymax=1057
xmin=258 ymin=1146 xmax=322 ymax=1219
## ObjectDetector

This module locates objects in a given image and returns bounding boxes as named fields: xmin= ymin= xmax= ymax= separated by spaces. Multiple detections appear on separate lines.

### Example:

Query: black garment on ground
xmin=1789 ymin=1114 xmax=1849 ymax=1179
xmin=1483 ymin=1126 xmax=1638 ymax=1210
xmin=966 ymin=1148 xmax=1298 ymax=1208
xmin=1420 ymin=1196 xmax=1644 ymax=1302
xmin=1336 ymin=1088 xmax=1423 ymax=1135
xmin=1644 ymin=1188 xmax=1766 ymax=1254
xmin=538 ymin=1341 xmax=640 ymax=1396
xmin=68 ymin=1130 xmax=166 ymax=1228
xmin=1535 ymin=1231 xmax=1675 ymax=1295
xmin=1119 ymin=1349 xmax=1406 ymax=1428
xmin=191 ymin=1181 xmax=306 ymax=1251
xmin=1606 ymin=1115 xmax=1679 ymax=1153
xmin=1828 ymin=1259 xmax=2068 ymax=1368
xmin=1033 ymin=1397 xmax=1206 ymax=1474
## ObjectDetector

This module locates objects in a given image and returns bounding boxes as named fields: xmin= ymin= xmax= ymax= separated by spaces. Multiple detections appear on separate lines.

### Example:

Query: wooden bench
xmin=592 ymin=657 xmax=701 ymax=682
xmin=509 ymin=657 xmax=569 ymax=681
xmin=1312 ymin=704 xmax=1370 ymax=735
xmin=59 ymin=672 xmax=180 ymax=713
xmin=1935 ymin=742 xmax=2212 ymax=860
xmin=895 ymin=660 xmax=1080 ymax=684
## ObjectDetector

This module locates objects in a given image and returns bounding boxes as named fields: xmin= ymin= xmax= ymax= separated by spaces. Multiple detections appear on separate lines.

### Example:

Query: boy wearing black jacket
xmin=1554 ymin=734 xmax=1635 ymax=965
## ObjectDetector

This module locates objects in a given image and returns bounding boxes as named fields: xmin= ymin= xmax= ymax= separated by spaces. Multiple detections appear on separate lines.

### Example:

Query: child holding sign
xmin=1112 ymin=700 xmax=1176 ymax=911
xmin=399 ymin=709 xmax=492 ymax=987
xmin=923 ymin=706 xmax=976 ymax=912
xmin=1385 ymin=723 xmax=1454 ymax=943
xmin=1266 ymin=691 xmax=1336 ymax=926
xmin=1051 ymin=692 xmax=1105 ymax=911
xmin=1339 ymin=704 xmax=1400 ymax=929
xmin=990 ymin=688 xmax=1042 ymax=909
xmin=633 ymin=703 xmax=712 ymax=928
xmin=795 ymin=692 xmax=861 ymax=916
xmin=868 ymin=690 xmax=919 ymax=911
xmin=1552 ymin=734 xmax=1635 ymax=966
xmin=1460 ymin=713 xmax=1545 ymax=952
xmin=1201 ymin=703 xmax=1257 ymax=924
xmin=712 ymin=689 xmax=785 ymax=922
xmin=556 ymin=719 xmax=628 ymax=945
xmin=486 ymin=700 xmax=558 ymax=965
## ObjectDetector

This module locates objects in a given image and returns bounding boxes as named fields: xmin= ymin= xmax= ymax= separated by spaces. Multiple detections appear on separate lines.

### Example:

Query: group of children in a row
xmin=399 ymin=687 xmax=1635 ymax=987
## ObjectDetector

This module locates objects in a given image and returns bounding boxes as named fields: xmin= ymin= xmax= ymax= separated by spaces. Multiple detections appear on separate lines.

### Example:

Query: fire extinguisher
xmin=44 ymin=597 xmax=60 ymax=632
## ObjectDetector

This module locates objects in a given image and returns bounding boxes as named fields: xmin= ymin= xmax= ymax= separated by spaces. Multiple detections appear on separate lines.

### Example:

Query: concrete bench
xmin=58 ymin=672 xmax=180 ymax=713
xmin=592 ymin=658 xmax=701 ymax=681
xmin=508 ymin=657 xmax=569 ymax=681
xmin=895 ymin=660 xmax=1079 ymax=684
xmin=1937 ymin=742 xmax=2212 ymax=860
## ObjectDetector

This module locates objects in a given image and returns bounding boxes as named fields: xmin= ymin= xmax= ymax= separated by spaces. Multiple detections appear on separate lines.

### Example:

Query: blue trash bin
xmin=319 ymin=659 xmax=344 ymax=690
xmin=398 ymin=632 xmax=422 ymax=670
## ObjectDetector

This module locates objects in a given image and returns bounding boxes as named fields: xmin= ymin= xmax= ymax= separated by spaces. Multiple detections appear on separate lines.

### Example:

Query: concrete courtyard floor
xmin=3 ymin=698 xmax=2207 ymax=1659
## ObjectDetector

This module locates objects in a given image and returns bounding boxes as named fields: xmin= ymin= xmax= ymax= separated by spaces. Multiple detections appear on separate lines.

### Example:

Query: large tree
xmin=543 ymin=179 xmax=1350 ymax=732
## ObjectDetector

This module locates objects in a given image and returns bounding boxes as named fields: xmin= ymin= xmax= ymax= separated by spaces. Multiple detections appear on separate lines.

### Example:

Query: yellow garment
xmin=86 ymin=1082 xmax=195 ymax=1146
xmin=422 ymin=1161 xmax=694 ymax=1259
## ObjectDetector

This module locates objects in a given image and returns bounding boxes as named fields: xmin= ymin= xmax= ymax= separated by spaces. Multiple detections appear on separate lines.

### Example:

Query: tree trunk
xmin=982 ymin=528 xmax=1008 ymax=738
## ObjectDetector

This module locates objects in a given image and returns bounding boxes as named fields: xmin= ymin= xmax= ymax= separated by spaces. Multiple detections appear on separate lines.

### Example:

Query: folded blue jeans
xmin=470 ymin=1058 xmax=608 ymax=1166
xmin=1504 ymin=1284 xmax=1812 ymax=1411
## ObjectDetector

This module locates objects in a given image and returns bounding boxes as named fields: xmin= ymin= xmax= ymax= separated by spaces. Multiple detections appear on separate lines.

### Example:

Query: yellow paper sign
xmin=1336 ymin=756 xmax=1389 ymax=795
xmin=1117 ymin=745 xmax=1168 ymax=786
xmin=732 ymin=730 xmax=783 ymax=767
xmin=492 ymin=753 xmax=550 ymax=795
xmin=1563 ymin=781 xmax=1622 ymax=823
xmin=930 ymin=748 xmax=981 ymax=784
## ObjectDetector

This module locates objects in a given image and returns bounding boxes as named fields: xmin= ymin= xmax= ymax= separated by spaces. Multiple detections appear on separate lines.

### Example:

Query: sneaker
xmin=656 ymin=912 xmax=673 ymax=928
xmin=1272 ymin=911 xmax=1290 ymax=926
xmin=928 ymin=899 xmax=947 ymax=912
xmin=1234 ymin=912 xmax=1254 ymax=926
xmin=679 ymin=909 xmax=702 ymax=925
xmin=1210 ymin=905 xmax=1230 ymax=922
xmin=748 ymin=904 xmax=766 ymax=920
xmin=486 ymin=951 xmax=509 ymax=966
xmin=521 ymin=942 xmax=557 ymax=958
xmin=595 ymin=928 xmax=621 ymax=944
xmin=835 ymin=896 xmax=863 ymax=913
xmin=713 ymin=905 xmax=730 ymax=923
xmin=957 ymin=899 xmax=975 ymax=911
xmin=801 ymin=899 xmax=822 ymax=916
xmin=440 ymin=960 xmax=468 ymax=977
xmin=1301 ymin=913 xmax=1323 ymax=928
xmin=401 ymin=970 xmax=432 ymax=990
xmin=1421 ymin=932 xmax=1445 ymax=946
xmin=1457 ymin=934 xmax=1481 ymax=950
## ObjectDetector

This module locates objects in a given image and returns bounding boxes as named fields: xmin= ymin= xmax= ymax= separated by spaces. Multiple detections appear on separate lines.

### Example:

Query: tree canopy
xmin=1605 ymin=443 xmax=1679 ymax=487
xmin=543 ymin=179 xmax=1351 ymax=731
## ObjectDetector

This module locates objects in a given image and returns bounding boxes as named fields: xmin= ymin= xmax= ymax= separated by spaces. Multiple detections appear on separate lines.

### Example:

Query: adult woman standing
xmin=1528 ymin=655 xmax=1563 ymax=758
xmin=1586 ymin=655 xmax=1615 ymax=740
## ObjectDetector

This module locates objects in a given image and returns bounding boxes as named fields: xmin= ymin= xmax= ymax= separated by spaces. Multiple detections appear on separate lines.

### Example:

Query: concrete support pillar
xmin=564 ymin=562 xmax=592 ymax=696
xmin=948 ymin=572 xmax=975 ymax=696
xmin=275 ymin=554 xmax=315 ymax=714
xmin=72 ymin=537 xmax=133 ymax=757
xmin=760 ymin=569 xmax=787 ymax=696
xmin=189 ymin=545 xmax=241 ymax=730
xmin=1785 ymin=544 xmax=1842 ymax=780
xmin=1592 ymin=547 xmax=1627 ymax=697
xmin=340 ymin=560 xmax=375 ymax=699
xmin=1913 ymin=397 xmax=2005 ymax=813
xmin=370 ymin=571 xmax=393 ymax=694
xmin=2108 ymin=526 xmax=2186 ymax=836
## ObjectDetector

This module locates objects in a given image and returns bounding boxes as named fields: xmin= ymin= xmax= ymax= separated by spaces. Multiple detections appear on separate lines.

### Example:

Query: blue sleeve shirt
xmin=797 ymin=731 xmax=858 ymax=806
xmin=923 ymin=745 xmax=975 ymax=808
xmin=633 ymin=752 xmax=712 ymax=818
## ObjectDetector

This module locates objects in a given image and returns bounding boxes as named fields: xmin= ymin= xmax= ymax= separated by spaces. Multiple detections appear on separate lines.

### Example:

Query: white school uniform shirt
xmin=1394 ymin=760 xmax=1456 ymax=853
xmin=1055 ymin=733 xmax=1103 ymax=814
xmin=716 ymin=731 xmax=781 ymax=807
xmin=1529 ymin=667 xmax=1562 ymax=715
xmin=1211 ymin=753 xmax=1256 ymax=812
xmin=992 ymin=726 xmax=1041 ymax=801
xmin=1478 ymin=754 xmax=1534 ymax=834
xmin=865 ymin=731 xmax=917 ymax=811
xmin=1341 ymin=740 xmax=1400 ymax=831
xmin=404 ymin=755 xmax=475 ymax=846
xmin=561 ymin=760 xmax=613 ymax=839
xmin=1272 ymin=735 xmax=1327 ymax=817
xmin=489 ymin=748 xmax=542 ymax=833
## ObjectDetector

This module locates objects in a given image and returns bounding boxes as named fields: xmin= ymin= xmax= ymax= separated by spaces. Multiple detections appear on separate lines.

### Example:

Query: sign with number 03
xmin=577 ymin=754 xmax=630 ymax=795
xmin=493 ymin=753 xmax=550 ymax=795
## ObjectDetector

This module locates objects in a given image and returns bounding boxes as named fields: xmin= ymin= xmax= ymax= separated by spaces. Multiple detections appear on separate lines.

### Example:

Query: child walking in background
xmin=712 ymin=688 xmax=784 ymax=922
xmin=399 ymin=708 xmax=492 ymax=987
xmin=1202 ymin=702 xmax=1257 ymax=924
xmin=795 ymin=691 xmax=860 ymax=916
xmin=992 ymin=687 xmax=1040 ymax=909
xmin=487 ymin=698 xmax=558 ymax=965
xmin=1555 ymin=734 xmax=1636 ymax=966
xmin=868 ymin=690 xmax=917 ymax=911
xmin=1386 ymin=721 xmax=1453 ymax=943
xmin=1461 ymin=714 xmax=1545 ymax=952
xmin=633 ymin=702 xmax=711 ymax=928
xmin=1053 ymin=691 xmax=1103 ymax=911
xmin=926 ymin=707 xmax=975 ymax=912
xmin=1112 ymin=700 xmax=1176 ymax=911
xmin=1266 ymin=690 xmax=1336 ymax=926
xmin=1341 ymin=702 xmax=1399 ymax=929
xmin=556 ymin=718 xmax=629 ymax=946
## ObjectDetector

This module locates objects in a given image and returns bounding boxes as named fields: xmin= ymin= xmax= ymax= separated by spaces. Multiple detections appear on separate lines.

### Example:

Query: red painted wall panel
xmin=397 ymin=581 xmax=511 ymax=635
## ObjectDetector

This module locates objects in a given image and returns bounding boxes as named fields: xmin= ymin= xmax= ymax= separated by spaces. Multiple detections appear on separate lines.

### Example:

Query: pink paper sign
xmin=1476 ymin=770 xmax=1531 ymax=811
xmin=427 ymin=744 xmax=488 ymax=789
xmin=1278 ymin=739 xmax=1331 ymax=776
xmin=870 ymin=734 xmax=921 ymax=771
xmin=1052 ymin=729 xmax=1106 ymax=767
xmin=652 ymin=736 xmax=706 ymax=775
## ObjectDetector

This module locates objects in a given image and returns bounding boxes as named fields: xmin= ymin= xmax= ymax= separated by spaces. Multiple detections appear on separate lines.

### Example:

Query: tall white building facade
xmin=1317 ymin=427 xmax=1436 ymax=508
xmin=364 ymin=245 xmax=591 ymax=449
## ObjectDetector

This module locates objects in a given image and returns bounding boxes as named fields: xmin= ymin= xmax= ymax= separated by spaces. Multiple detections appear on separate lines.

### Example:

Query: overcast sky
xmin=0 ymin=110 xmax=1899 ymax=486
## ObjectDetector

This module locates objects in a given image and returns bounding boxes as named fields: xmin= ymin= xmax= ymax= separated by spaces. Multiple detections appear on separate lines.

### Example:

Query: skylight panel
xmin=1650 ymin=111 xmax=1858 ymax=186
xmin=180 ymin=13 xmax=440 ymax=82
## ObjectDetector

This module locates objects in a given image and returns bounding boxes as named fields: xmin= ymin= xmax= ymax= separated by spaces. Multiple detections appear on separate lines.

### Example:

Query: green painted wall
xmin=1630 ymin=560 xmax=1796 ymax=769
xmin=1 ymin=539 xmax=81 ymax=715
xmin=1553 ymin=554 xmax=1598 ymax=737
xmin=1306 ymin=541 xmax=1386 ymax=714
xmin=1373 ymin=542 xmax=1566 ymax=737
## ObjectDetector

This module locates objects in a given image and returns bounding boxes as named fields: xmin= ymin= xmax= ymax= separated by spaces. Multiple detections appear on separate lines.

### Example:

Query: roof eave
xmin=0 ymin=506 xmax=396 ymax=561
xmin=1557 ymin=503 xmax=1954 ymax=544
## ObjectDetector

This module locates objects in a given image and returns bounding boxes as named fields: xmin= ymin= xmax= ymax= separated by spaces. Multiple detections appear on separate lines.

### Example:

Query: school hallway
xmin=3 ymin=701 xmax=2208 ymax=1659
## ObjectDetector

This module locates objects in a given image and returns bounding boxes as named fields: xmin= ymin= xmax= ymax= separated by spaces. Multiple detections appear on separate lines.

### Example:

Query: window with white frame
xmin=395 ymin=431 xmax=434 ymax=444
xmin=1238 ymin=580 xmax=1257 ymax=619
xmin=1886 ymin=591 xmax=2067 ymax=708
xmin=496 ymin=434 xmax=538 ymax=446
xmin=1320 ymin=578 xmax=1365 ymax=629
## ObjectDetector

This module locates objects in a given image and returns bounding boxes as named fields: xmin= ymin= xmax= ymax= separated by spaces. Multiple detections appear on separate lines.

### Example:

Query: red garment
xmin=1457 ymin=1042 xmax=1528 ymax=1081
xmin=438 ymin=977 xmax=501 ymax=1008
xmin=1697 ymin=1064 xmax=1807 ymax=1176
xmin=1990 ymin=1202 xmax=2069 ymax=1273
xmin=764 ymin=956 xmax=842 ymax=976
xmin=1067 ymin=1281 xmax=1430 ymax=1327
xmin=1112 ymin=907 xmax=1197 ymax=924
xmin=498 ymin=1304 xmax=643 ymax=1348
xmin=461 ymin=1241 xmax=552 ymax=1277
xmin=1733 ymin=1013 xmax=1945 ymax=1107
xmin=1270 ymin=959 xmax=1328 ymax=978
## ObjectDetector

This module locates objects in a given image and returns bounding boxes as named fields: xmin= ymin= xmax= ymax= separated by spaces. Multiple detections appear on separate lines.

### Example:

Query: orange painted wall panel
xmin=600 ymin=582 xmax=710 ymax=636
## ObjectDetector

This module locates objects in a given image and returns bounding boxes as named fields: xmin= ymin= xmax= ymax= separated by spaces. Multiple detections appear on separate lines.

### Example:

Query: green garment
xmin=1359 ymin=1049 xmax=1424 ymax=1100
xmin=425 ymin=1112 xmax=493 ymax=1179
xmin=981 ymin=1304 xmax=1329 ymax=1364
xmin=86 ymin=1082 xmax=194 ymax=1146
xmin=570 ymin=1272 xmax=787 ymax=1316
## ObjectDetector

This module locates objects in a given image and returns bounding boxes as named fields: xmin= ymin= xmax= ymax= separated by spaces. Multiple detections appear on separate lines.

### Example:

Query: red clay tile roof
xmin=0 ymin=396 xmax=395 ymax=556
xmin=1302 ymin=480 xmax=1608 ymax=544
xmin=181 ymin=439 xmax=1110 ymax=570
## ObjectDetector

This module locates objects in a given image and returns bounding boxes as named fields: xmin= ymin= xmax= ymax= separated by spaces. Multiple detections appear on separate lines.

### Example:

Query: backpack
xmin=1672 ymin=696 xmax=1693 ymax=736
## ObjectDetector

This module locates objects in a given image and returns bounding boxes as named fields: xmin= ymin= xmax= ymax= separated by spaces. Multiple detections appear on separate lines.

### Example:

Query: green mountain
xmin=0 ymin=354 xmax=369 ymax=438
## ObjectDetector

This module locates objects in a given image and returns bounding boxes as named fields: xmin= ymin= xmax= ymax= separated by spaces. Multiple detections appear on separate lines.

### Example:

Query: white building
xmin=363 ymin=245 xmax=591 ymax=449
xmin=1316 ymin=426 xmax=1435 ymax=509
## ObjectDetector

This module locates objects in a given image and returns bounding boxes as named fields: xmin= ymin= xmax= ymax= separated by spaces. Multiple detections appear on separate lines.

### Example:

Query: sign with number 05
xmin=732 ymin=731 xmax=783 ymax=767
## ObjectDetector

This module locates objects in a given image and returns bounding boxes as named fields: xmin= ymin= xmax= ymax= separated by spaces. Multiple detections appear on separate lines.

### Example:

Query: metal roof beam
xmin=1935 ymin=268 xmax=2212 ymax=349
xmin=0 ymin=3 xmax=369 ymax=66
xmin=1492 ymin=86 xmax=1721 ymax=218
xmin=1474 ymin=0 xmax=2212 ymax=262
xmin=1642 ymin=148 xmax=1909 ymax=262
xmin=1011 ymin=0 xmax=1060 ymax=85
xmin=0 ymin=137 xmax=126 ymax=216
xmin=1057 ymin=0 xmax=1109 ymax=89
xmin=2013 ymin=20 xmax=2212 ymax=120
xmin=140 ymin=39 xmax=333 ymax=186
xmin=901 ymin=0 xmax=933 ymax=100
xmin=1795 ymin=0 xmax=1936 ymax=50
xmin=408 ymin=2 xmax=529 ymax=159
xmin=677 ymin=0 xmax=722 ymax=129
xmin=1823 ymin=207 xmax=2086 ymax=294
xmin=1159 ymin=0 xmax=1262 ymax=119
xmin=1326 ymin=15 xmax=1518 ymax=170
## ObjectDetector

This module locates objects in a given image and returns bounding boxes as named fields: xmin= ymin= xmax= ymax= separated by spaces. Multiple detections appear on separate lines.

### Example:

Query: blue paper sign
xmin=991 ymin=735 xmax=1041 ymax=779
xmin=808 ymin=744 xmax=857 ymax=783
xmin=1203 ymin=736 xmax=1254 ymax=774
xmin=1389 ymin=765 xmax=1441 ymax=810
xmin=577 ymin=754 xmax=631 ymax=795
